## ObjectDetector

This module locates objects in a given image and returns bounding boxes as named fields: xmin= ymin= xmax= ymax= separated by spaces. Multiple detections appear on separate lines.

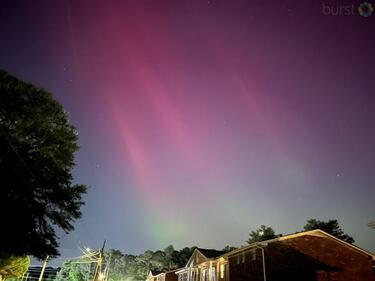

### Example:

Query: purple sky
xmin=1 ymin=0 xmax=374 ymax=264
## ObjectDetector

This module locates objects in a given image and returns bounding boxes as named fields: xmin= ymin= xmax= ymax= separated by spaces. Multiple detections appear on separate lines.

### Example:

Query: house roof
xmin=165 ymin=268 xmax=183 ymax=274
xmin=181 ymin=248 xmax=227 ymax=270
xmin=197 ymin=248 xmax=227 ymax=258
xmin=225 ymin=229 xmax=375 ymax=259
xmin=150 ymin=270 xmax=163 ymax=276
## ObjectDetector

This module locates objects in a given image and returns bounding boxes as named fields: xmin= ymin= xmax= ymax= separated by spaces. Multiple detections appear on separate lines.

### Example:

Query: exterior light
xmin=98 ymin=272 xmax=105 ymax=280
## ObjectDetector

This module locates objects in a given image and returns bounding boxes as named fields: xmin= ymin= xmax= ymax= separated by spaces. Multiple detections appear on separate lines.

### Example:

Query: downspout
xmin=255 ymin=245 xmax=266 ymax=281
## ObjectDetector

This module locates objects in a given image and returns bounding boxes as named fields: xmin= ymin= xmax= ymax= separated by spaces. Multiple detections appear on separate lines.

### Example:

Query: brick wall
xmin=228 ymin=234 xmax=375 ymax=281
xmin=281 ymin=235 xmax=375 ymax=281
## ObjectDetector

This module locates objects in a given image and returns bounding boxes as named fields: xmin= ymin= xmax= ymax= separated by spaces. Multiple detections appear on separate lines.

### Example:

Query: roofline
xmin=196 ymin=248 xmax=226 ymax=258
xmin=184 ymin=248 xmax=217 ymax=268
xmin=219 ymin=242 xmax=264 ymax=258
xmin=148 ymin=271 xmax=163 ymax=277
xmin=175 ymin=268 xmax=188 ymax=274
xmin=184 ymin=248 xmax=200 ymax=268
xmin=165 ymin=268 xmax=184 ymax=274
xmin=223 ymin=229 xmax=375 ymax=259
xmin=307 ymin=229 xmax=375 ymax=259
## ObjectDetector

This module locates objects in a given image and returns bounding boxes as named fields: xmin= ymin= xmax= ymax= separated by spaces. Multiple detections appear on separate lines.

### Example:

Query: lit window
xmin=220 ymin=264 xmax=225 ymax=279
xmin=241 ymin=254 xmax=245 ymax=263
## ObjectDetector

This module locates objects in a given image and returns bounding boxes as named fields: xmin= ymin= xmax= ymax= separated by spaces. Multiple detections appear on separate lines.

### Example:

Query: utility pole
xmin=92 ymin=240 xmax=106 ymax=281
xmin=38 ymin=256 xmax=49 ymax=281
xmin=104 ymin=254 xmax=111 ymax=281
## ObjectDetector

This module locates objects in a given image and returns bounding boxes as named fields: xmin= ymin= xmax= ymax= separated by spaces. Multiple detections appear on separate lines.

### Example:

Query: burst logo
xmin=358 ymin=2 xmax=374 ymax=17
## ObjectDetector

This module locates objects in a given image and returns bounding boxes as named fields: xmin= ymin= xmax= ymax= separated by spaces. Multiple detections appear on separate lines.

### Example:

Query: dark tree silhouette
xmin=222 ymin=246 xmax=237 ymax=252
xmin=102 ymin=246 xmax=197 ymax=281
xmin=0 ymin=70 xmax=87 ymax=259
xmin=247 ymin=225 xmax=279 ymax=244
xmin=303 ymin=218 xmax=355 ymax=244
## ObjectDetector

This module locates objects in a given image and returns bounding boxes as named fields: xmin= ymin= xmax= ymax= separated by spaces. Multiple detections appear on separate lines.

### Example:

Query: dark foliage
xmin=0 ymin=70 xmax=87 ymax=259
xmin=303 ymin=219 xmax=355 ymax=244
xmin=247 ymin=225 xmax=279 ymax=244
xmin=105 ymin=246 xmax=196 ymax=281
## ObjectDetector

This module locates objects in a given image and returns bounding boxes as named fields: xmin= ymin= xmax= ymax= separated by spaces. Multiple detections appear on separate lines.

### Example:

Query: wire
xmin=68 ymin=252 xmax=100 ymax=260
xmin=0 ymin=122 xmax=42 ymax=188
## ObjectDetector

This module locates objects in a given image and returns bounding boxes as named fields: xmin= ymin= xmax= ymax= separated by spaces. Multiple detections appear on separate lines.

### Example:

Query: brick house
xmin=155 ymin=229 xmax=374 ymax=281
xmin=227 ymin=229 xmax=375 ymax=281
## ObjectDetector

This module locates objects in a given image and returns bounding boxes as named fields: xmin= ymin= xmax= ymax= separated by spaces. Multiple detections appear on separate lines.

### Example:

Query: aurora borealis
xmin=1 ymin=0 xmax=374 ymax=262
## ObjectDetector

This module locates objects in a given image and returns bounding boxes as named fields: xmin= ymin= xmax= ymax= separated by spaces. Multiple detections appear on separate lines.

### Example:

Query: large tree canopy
xmin=303 ymin=218 xmax=355 ymax=244
xmin=0 ymin=70 xmax=87 ymax=259
xmin=55 ymin=261 xmax=91 ymax=281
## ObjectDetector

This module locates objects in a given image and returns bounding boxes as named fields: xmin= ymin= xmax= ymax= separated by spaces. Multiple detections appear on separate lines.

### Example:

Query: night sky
xmin=1 ymin=0 xmax=374 ymax=264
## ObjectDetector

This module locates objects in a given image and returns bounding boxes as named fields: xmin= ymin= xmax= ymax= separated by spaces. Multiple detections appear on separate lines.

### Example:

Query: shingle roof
xmin=197 ymin=248 xmax=226 ymax=258
xmin=151 ymin=270 xmax=163 ymax=276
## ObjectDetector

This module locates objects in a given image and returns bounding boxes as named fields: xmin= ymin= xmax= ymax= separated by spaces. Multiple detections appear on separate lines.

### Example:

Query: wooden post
xmin=38 ymin=256 xmax=49 ymax=281
xmin=92 ymin=240 xmax=106 ymax=281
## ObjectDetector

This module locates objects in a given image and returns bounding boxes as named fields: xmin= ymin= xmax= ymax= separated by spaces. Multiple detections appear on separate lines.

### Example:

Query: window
xmin=236 ymin=255 xmax=240 ymax=265
xmin=241 ymin=253 xmax=245 ymax=263
xmin=212 ymin=267 xmax=216 ymax=281
xmin=220 ymin=264 xmax=225 ymax=279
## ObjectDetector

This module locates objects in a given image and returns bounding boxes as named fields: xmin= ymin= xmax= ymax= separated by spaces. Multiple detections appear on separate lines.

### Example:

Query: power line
xmin=0 ymin=121 xmax=42 ymax=188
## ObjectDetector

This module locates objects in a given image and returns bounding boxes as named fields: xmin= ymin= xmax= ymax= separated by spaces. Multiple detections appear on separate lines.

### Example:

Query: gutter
xmin=254 ymin=244 xmax=266 ymax=281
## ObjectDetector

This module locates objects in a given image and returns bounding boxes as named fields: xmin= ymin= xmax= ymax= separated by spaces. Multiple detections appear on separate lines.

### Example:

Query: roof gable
xmin=186 ymin=249 xmax=208 ymax=267
xmin=185 ymin=248 xmax=227 ymax=267
xmin=226 ymin=229 xmax=375 ymax=259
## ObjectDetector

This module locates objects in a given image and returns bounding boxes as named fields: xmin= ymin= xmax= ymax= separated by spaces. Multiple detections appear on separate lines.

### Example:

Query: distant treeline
xmin=54 ymin=245 xmax=235 ymax=281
